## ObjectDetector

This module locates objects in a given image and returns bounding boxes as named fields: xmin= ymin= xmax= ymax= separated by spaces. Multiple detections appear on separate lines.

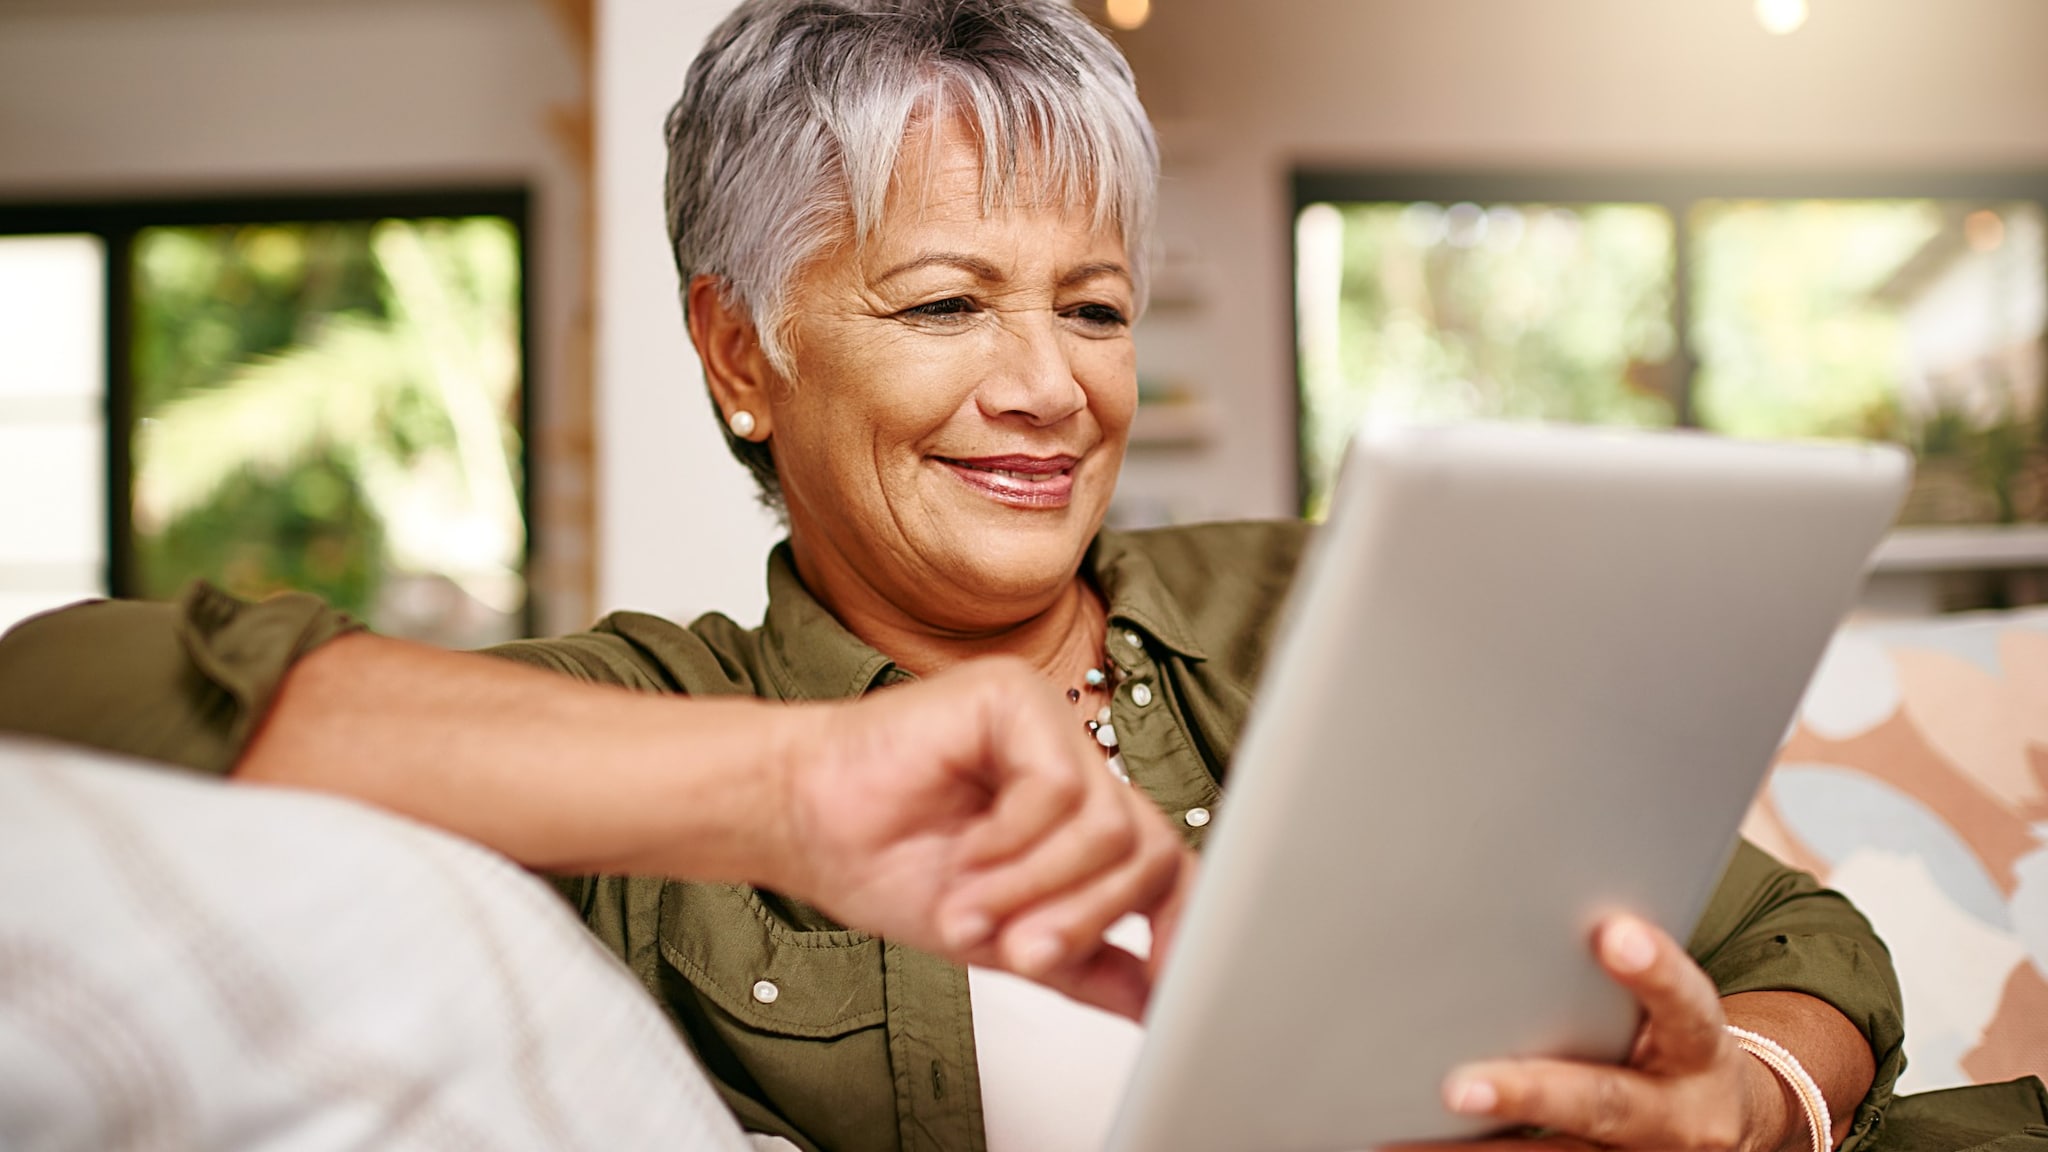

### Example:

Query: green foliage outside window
xmin=1298 ymin=195 xmax=2048 ymax=526
xmin=1689 ymin=200 xmax=1941 ymax=443
xmin=1297 ymin=202 xmax=1677 ymax=518
xmin=131 ymin=217 xmax=525 ymax=645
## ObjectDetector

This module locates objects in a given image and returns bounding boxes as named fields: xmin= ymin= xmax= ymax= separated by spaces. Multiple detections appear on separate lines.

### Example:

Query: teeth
xmin=958 ymin=462 xmax=1062 ymax=481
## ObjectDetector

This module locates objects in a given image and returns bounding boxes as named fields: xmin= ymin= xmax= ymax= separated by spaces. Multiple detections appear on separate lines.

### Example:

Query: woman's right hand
xmin=765 ymin=657 xmax=1194 ymax=1021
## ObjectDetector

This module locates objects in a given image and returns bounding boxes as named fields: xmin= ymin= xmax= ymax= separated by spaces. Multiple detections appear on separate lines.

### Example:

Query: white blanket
xmin=0 ymin=736 xmax=754 ymax=1152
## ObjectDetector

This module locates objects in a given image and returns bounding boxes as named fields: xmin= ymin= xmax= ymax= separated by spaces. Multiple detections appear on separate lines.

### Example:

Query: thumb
xmin=947 ymin=665 xmax=1097 ymax=872
xmin=1144 ymin=855 xmax=1197 ymax=986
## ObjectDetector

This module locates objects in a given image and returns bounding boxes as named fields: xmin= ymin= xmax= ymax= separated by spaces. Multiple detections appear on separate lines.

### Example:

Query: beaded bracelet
xmin=1726 ymin=1025 xmax=1832 ymax=1152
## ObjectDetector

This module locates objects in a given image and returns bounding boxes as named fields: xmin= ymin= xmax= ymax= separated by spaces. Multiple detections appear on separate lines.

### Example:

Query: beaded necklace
xmin=1067 ymin=642 xmax=1129 ymax=783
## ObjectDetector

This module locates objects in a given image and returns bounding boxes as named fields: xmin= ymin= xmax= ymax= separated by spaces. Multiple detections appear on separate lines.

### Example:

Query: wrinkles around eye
xmin=1065 ymin=304 xmax=1129 ymax=334
xmin=893 ymin=296 xmax=1131 ymax=339
xmin=901 ymin=297 xmax=977 ymax=321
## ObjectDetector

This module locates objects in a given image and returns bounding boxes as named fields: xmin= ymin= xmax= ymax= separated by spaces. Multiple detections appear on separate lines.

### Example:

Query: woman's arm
xmin=1723 ymin=990 xmax=1875 ymax=1151
xmin=0 ymin=587 xmax=358 ymax=777
xmin=239 ymin=631 xmax=797 ymax=880
xmin=249 ymin=633 xmax=1192 ymax=998
xmin=1696 ymin=842 xmax=1905 ymax=1150
xmin=2 ymin=596 xmax=1193 ymax=1019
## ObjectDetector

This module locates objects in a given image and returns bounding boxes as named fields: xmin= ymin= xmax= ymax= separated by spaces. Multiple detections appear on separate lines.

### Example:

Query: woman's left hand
xmin=1387 ymin=915 xmax=1790 ymax=1152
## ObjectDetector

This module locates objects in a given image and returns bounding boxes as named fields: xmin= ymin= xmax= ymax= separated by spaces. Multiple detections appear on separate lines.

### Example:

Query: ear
xmin=686 ymin=274 xmax=780 ymax=441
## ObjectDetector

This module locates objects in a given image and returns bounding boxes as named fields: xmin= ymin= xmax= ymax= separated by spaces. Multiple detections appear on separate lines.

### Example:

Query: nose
xmin=975 ymin=311 xmax=1086 ymax=428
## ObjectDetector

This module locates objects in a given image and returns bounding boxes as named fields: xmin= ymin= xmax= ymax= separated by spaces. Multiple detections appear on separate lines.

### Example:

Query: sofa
xmin=0 ymin=736 xmax=767 ymax=1152
xmin=2 ymin=607 xmax=2044 ymax=1150
xmin=1745 ymin=606 xmax=2048 ymax=1097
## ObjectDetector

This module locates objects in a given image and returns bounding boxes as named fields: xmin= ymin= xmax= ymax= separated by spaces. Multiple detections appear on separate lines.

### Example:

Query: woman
xmin=0 ymin=3 xmax=1911 ymax=1151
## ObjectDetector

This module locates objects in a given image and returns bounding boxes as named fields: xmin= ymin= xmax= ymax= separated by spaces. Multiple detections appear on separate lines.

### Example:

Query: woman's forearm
xmin=1722 ymin=991 xmax=1876 ymax=1152
xmin=236 ymin=634 xmax=1195 ymax=1019
xmin=238 ymin=631 xmax=807 ymax=884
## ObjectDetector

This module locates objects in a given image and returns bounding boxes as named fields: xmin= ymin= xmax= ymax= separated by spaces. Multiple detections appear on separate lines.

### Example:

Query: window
xmin=0 ymin=235 xmax=106 ymax=631
xmin=0 ymin=193 xmax=530 ymax=645
xmin=1293 ymin=173 xmax=2048 ymax=526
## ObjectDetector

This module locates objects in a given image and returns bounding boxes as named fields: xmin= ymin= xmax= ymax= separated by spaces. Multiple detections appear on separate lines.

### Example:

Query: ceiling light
xmin=1105 ymin=0 xmax=1151 ymax=31
xmin=1755 ymin=0 xmax=1809 ymax=35
xmin=1966 ymin=210 xmax=2007 ymax=253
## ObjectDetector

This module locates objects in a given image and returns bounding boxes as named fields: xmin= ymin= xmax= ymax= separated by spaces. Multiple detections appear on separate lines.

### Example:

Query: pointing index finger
xmin=950 ymin=678 xmax=1095 ymax=870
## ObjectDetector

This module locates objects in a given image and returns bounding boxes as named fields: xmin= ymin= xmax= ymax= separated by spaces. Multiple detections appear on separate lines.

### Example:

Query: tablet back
xmin=1107 ymin=424 xmax=1910 ymax=1152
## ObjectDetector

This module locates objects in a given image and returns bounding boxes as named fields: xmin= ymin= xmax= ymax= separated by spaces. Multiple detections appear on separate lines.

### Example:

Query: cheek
xmin=781 ymin=325 xmax=981 ymax=479
xmin=1077 ymin=339 xmax=1140 ymax=431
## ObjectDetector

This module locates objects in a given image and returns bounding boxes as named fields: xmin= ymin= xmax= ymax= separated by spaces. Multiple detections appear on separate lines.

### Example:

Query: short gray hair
xmin=664 ymin=0 xmax=1159 ymax=509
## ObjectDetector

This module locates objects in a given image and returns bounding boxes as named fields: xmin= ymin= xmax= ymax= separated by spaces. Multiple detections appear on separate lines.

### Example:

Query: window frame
xmin=0 ymin=188 xmax=535 ymax=630
xmin=1288 ymin=169 xmax=2048 ymax=515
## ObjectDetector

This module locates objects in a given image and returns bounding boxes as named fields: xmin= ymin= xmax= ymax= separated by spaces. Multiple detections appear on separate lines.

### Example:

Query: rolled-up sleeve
xmin=0 ymin=582 xmax=362 ymax=777
xmin=1690 ymin=839 xmax=1907 ymax=1152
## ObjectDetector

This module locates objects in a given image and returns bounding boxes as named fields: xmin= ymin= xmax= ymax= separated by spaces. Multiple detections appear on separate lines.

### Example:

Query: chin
xmin=942 ymin=511 xmax=1101 ymax=604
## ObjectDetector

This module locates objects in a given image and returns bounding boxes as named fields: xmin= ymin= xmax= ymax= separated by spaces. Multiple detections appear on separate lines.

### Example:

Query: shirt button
xmin=1122 ymin=629 xmax=1142 ymax=649
xmin=1131 ymin=683 xmax=1153 ymax=707
xmin=1184 ymin=807 xmax=1211 ymax=828
xmin=752 ymin=980 xmax=779 ymax=1005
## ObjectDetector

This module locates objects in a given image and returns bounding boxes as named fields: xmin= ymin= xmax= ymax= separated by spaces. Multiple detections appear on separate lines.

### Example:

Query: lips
xmin=935 ymin=454 xmax=1080 ymax=508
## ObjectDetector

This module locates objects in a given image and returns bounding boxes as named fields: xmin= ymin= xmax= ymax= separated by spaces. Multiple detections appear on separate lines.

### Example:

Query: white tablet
xmin=1107 ymin=423 xmax=1910 ymax=1152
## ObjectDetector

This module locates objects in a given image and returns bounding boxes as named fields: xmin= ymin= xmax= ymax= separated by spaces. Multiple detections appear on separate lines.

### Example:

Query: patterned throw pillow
xmin=1744 ymin=609 xmax=2048 ymax=1096
xmin=0 ymin=737 xmax=753 ymax=1152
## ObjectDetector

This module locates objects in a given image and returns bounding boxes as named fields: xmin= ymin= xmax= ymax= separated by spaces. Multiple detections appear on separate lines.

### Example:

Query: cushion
xmin=1745 ymin=608 xmax=2048 ymax=1095
xmin=0 ymin=736 xmax=753 ymax=1152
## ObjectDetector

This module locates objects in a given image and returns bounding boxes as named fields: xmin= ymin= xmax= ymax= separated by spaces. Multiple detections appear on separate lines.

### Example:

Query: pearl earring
xmin=728 ymin=410 xmax=757 ymax=439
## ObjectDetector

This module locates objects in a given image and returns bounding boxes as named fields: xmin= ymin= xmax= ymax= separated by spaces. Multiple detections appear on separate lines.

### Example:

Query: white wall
xmin=0 ymin=0 xmax=839 ymax=632
xmin=16 ymin=0 xmax=2045 ymax=620
xmin=593 ymin=0 xmax=781 ymax=627
xmin=0 ymin=0 xmax=574 ymax=195
xmin=1114 ymin=0 xmax=2048 ymax=521
xmin=0 ymin=0 xmax=591 ymax=629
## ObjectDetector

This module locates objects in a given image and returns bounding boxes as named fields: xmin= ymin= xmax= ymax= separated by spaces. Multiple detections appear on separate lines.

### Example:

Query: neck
xmin=788 ymin=545 xmax=1105 ymax=685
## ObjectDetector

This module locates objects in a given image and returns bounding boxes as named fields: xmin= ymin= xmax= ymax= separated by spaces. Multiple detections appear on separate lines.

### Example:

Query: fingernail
xmin=945 ymin=911 xmax=992 ymax=951
xmin=1604 ymin=920 xmax=1656 ymax=973
xmin=1012 ymin=933 xmax=1064 ymax=975
xmin=1445 ymin=1075 xmax=1498 ymax=1115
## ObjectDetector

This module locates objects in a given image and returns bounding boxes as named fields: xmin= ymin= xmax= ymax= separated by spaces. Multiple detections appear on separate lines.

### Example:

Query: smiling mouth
xmin=935 ymin=454 xmax=1080 ymax=508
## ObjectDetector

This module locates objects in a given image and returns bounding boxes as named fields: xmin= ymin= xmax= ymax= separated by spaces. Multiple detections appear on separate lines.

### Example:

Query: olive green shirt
xmin=0 ymin=521 xmax=1927 ymax=1152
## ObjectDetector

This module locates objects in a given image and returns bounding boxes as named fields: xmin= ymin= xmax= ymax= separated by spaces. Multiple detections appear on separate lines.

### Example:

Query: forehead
xmin=868 ymin=113 xmax=1125 ymax=257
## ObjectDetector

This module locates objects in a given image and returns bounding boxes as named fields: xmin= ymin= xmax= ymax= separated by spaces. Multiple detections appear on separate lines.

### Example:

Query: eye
xmin=904 ymin=296 xmax=978 ymax=320
xmin=1068 ymin=303 xmax=1129 ymax=330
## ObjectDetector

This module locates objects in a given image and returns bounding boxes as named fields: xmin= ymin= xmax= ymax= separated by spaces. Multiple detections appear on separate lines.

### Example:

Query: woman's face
xmin=768 ymin=115 xmax=1138 ymax=630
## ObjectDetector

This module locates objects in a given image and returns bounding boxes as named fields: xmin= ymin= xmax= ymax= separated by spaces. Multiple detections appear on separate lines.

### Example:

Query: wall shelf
xmin=1870 ymin=525 xmax=2048 ymax=572
xmin=1127 ymin=402 xmax=1216 ymax=449
xmin=1862 ymin=525 xmax=2048 ymax=616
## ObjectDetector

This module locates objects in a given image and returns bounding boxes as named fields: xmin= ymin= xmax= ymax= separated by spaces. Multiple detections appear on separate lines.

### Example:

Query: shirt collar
xmin=757 ymin=529 xmax=1209 ymax=701
xmin=1086 ymin=530 xmax=1210 ymax=661
xmin=759 ymin=543 xmax=899 ymax=701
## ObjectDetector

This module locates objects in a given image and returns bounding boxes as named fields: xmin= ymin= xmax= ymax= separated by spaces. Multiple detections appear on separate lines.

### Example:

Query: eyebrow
xmin=873 ymin=253 xmax=1005 ymax=285
xmin=1057 ymin=260 xmax=1132 ymax=289
xmin=870 ymin=253 xmax=1133 ymax=289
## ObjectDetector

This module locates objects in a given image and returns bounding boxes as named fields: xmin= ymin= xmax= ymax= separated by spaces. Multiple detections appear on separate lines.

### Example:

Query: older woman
xmin=0 ymin=3 xmax=1922 ymax=1151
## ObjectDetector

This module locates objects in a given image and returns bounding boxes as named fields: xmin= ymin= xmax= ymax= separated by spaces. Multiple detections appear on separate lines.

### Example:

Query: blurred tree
xmin=1299 ymin=195 xmax=2047 ymax=527
xmin=1298 ymin=201 xmax=1676 ymax=516
xmin=130 ymin=217 xmax=524 ymax=639
xmin=1689 ymin=199 xmax=1939 ymax=442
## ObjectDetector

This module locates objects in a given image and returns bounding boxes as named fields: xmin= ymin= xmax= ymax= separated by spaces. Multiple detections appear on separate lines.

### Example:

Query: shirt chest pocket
xmin=658 ymin=881 xmax=887 ymax=1038
xmin=657 ymin=883 xmax=901 ymax=1152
